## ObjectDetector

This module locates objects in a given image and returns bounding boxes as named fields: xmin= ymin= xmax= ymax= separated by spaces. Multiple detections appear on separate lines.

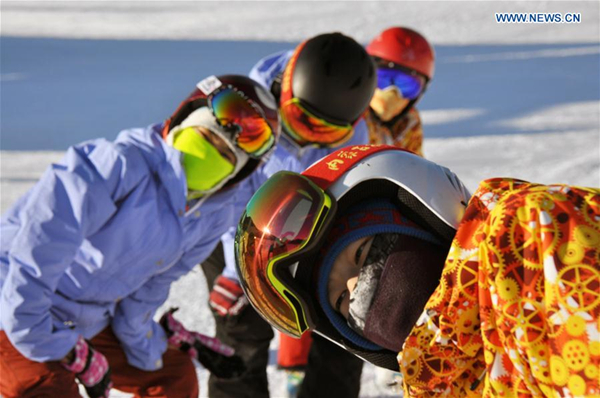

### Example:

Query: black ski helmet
xmin=288 ymin=32 xmax=377 ymax=125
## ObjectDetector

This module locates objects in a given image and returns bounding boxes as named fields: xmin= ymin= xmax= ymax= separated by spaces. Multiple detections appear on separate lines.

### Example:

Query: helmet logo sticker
xmin=327 ymin=159 xmax=344 ymax=171
xmin=196 ymin=75 xmax=223 ymax=95
xmin=303 ymin=144 xmax=397 ymax=190
xmin=326 ymin=146 xmax=372 ymax=169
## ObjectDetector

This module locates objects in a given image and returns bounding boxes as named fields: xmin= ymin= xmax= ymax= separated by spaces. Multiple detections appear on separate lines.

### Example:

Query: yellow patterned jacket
xmin=399 ymin=178 xmax=600 ymax=397
xmin=365 ymin=108 xmax=423 ymax=156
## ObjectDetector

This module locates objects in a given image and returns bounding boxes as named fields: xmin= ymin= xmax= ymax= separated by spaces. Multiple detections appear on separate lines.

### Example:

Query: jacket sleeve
xmin=111 ymin=246 xmax=218 ymax=370
xmin=220 ymin=165 xmax=268 ymax=281
xmin=0 ymin=140 xmax=145 ymax=362
xmin=111 ymin=249 xmax=216 ymax=371
xmin=110 ymin=271 xmax=173 ymax=370
xmin=249 ymin=50 xmax=293 ymax=90
xmin=111 ymin=195 xmax=235 ymax=370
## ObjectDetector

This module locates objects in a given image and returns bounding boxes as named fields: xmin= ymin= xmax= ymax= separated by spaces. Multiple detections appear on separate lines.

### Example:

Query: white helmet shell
xmin=326 ymin=149 xmax=471 ymax=230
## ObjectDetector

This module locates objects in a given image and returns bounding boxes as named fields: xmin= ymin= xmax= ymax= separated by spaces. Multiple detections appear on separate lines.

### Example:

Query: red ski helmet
xmin=366 ymin=27 xmax=435 ymax=81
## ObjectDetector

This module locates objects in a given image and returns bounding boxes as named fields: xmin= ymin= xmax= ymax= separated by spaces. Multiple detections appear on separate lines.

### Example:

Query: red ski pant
xmin=0 ymin=327 xmax=199 ymax=398
xmin=277 ymin=331 xmax=313 ymax=370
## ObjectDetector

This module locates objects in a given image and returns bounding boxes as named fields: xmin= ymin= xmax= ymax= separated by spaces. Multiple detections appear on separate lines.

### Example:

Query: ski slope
xmin=1 ymin=1 xmax=599 ymax=397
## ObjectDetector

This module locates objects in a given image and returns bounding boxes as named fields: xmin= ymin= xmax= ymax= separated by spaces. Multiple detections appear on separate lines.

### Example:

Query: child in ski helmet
xmin=275 ymin=28 xmax=435 ymax=394
xmin=162 ymin=74 xmax=279 ymax=199
xmin=365 ymin=27 xmax=435 ymax=156
xmin=203 ymin=32 xmax=376 ymax=398
xmin=235 ymin=145 xmax=599 ymax=397
xmin=0 ymin=74 xmax=278 ymax=398
xmin=275 ymin=33 xmax=376 ymax=148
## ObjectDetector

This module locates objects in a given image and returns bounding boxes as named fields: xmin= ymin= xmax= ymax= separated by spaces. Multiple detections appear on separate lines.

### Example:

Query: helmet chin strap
xmin=166 ymin=107 xmax=249 ymax=201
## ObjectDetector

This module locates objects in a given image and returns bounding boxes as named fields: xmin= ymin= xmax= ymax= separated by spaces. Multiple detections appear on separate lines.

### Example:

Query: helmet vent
xmin=349 ymin=77 xmax=362 ymax=89
xmin=335 ymin=178 xmax=456 ymax=244
xmin=395 ymin=186 xmax=456 ymax=243
xmin=443 ymin=169 xmax=470 ymax=207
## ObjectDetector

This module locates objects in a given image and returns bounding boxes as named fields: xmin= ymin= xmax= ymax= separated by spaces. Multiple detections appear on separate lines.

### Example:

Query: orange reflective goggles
xmin=208 ymin=86 xmax=276 ymax=158
xmin=279 ymin=98 xmax=354 ymax=148
xmin=234 ymin=171 xmax=337 ymax=337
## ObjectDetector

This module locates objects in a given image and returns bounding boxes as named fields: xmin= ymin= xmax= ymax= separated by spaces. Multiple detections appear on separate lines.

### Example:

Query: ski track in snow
xmin=1 ymin=1 xmax=599 ymax=397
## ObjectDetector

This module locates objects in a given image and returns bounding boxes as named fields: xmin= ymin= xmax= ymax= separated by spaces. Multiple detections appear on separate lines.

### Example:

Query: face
xmin=369 ymin=87 xmax=410 ymax=122
xmin=327 ymin=236 xmax=375 ymax=319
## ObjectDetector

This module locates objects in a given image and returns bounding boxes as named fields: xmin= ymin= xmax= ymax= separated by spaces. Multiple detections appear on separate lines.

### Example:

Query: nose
xmin=346 ymin=275 xmax=359 ymax=295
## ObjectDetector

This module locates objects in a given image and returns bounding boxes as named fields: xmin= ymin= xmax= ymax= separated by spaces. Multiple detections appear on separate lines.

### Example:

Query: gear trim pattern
xmin=399 ymin=178 xmax=600 ymax=396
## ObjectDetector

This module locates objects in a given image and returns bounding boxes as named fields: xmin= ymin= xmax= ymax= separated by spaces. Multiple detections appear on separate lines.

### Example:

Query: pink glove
xmin=209 ymin=275 xmax=249 ymax=317
xmin=160 ymin=308 xmax=245 ymax=378
xmin=62 ymin=335 xmax=112 ymax=398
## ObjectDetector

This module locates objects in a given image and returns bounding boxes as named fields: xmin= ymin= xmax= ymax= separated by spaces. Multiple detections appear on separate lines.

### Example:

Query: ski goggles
xmin=376 ymin=68 xmax=425 ymax=100
xmin=280 ymin=98 xmax=354 ymax=147
xmin=235 ymin=171 xmax=336 ymax=338
xmin=208 ymin=86 xmax=276 ymax=158
xmin=279 ymin=40 xmax=355 ymax=147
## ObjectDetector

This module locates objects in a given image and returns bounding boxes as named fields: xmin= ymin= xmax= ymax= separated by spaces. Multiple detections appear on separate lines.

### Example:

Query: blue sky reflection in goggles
xmin=376 ymin=68 xmax=425 ymax=100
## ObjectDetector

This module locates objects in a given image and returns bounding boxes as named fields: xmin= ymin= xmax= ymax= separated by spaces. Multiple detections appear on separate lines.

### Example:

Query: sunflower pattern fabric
xmin=365 ymin=108 xmax=424 ymax=156
xmin=399 ymin=178 xmax=600 ymax=397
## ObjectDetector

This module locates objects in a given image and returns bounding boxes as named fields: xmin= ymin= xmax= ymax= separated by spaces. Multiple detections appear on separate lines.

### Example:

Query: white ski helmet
xmin=234 ymin=145 xmax=471 ymax=370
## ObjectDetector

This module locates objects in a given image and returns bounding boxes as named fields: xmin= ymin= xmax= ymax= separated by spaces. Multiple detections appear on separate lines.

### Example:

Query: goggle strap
xmin=162 ymin=96 xmax=207 ymax=139
xmin=280 ymin=40 xmax=308 ymax=105
xmin=302 ymin=145 xmax=403 ymax=190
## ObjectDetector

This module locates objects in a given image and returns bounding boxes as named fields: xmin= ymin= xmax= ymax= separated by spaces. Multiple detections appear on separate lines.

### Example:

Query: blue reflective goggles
xmin=376 ymin=68 xmax=426 ymax=100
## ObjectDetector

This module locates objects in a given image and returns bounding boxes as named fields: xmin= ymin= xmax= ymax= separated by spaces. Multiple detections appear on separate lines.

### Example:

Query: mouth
xmin=370 ymin=89 xmax=410 ymax=122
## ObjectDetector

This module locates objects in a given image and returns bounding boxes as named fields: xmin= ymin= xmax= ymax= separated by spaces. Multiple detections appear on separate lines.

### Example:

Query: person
xmin=365 ymin=27 xmax=435 ymax=156
xmin=201 ymin=32 xmax=376 ymax=398
xmin=234 ymin=145 xmax=600 ymax=397
xmin=274 ymin=27 xmax=437 ymax=392
xmin=0 ymin=74 xmax=279 ymax=398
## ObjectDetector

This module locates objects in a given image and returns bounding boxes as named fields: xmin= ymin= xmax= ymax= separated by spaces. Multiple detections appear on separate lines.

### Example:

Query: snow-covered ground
xmin=1 ymin=1 xmax=599 ymax=397
xmin=3 ymin=1 xmax=599 ymax=44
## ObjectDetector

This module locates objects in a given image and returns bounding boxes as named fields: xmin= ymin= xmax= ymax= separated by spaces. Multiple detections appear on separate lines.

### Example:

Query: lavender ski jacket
xmin=0 ymin=124 xmax=235 ymax=371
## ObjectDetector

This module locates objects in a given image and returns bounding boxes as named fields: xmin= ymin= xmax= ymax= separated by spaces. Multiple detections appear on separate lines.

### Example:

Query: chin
xmin=371 ymin=102 xmax=409 ymax=122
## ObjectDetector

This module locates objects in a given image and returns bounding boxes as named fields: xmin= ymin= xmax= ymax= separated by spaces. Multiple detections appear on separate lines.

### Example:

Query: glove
xmin=160 ymin=308 xmax=246 ymax=378
xmin=61 ymin=335 xmax=112 ymax=398
xmin=209 ymin=275 xmax=249 ymax=317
